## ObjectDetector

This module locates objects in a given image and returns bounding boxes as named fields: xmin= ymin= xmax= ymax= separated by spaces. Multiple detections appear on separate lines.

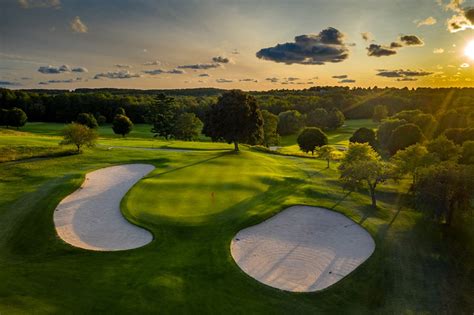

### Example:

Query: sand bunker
xmin=54 ymin=164 xmax=155 ymax=251
xmin=231 ymin=206 xmax=375 ymax=292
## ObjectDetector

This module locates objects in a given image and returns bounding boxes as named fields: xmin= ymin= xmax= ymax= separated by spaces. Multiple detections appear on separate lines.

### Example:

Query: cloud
xmin=256 ymin=27 xmax=350 ymax=65
xmin=390 ymin=42 xmax=403 ymax=48
xmin=38 ymin=64 xmax=70 ymax=74
xmin=115 ymin=64 xmax=131 ymax=68
xmin=399 ymin=35 xmax=424 ymax=46
xmin=71 ymin=16 xmax=88 ymax=33
xmin=143 ymin=68 xmax=185 ymax=75
xmin=433 ymin=48 xmax=445 ymax=54
xmin=367 ymin=44 xmax=397 ymax=57
xmin=198 ymin=73 xmax=210 ymax=77
xmin=460 ymin=63 xmax=470 ymax=68
xmin=0 ymin=80 xmax=21 ymax=86
xmin=239 ymin=78 xmax=258 ymax=83
xmin=339 ymin=79 xmax=356 ymax=83
xmin=361 ymin=32 xmax=373 ymax=42
xmin=231 ymin=49 xmax=239 ymax=55
xmin=143 ymin=60 xmax=161 ymax=66
xmin=332 ymin=75 xmax=348 ymax=79
xmin=376 ymin=69 xmax=433 ymax=80
xmin=440 ymin=1 xmax=474 ymax=32
xmin=177 ymin=63 xmax=220 ymax=70
xmin=212 ymin=56 xmax=230 ymax=63
xmin=94 ymin=70 xmax=141 ymax=79
xmin=265 ymin=77 xmax=279 ymax=83
xmin=286 ymin=77 xmax=299 ymax=81
xmin=416 ymin=16 xmax=437 ymax=26
xmin=18 ymin=0 xmax=60 ymax=9
xmin=216 ymin=78 xmax=233 ymax=83
xmin=72 ymin=67 xmax=88 ymax=73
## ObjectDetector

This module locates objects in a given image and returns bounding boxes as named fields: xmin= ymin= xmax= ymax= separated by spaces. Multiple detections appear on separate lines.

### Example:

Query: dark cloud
xmin=114 ymin=64 xmax=131 ymax=68
xmin=399 ymin=35 xmax=424 ymax=46
xmin=178 ymin=63 xmax=220 ymax=70
xmin=198 ymin=73 xmax=210 ymax=77
xmin=332 ymin=74 xmax=348 ymax=79
xmin=72 ymin=67 xmax=88 ymax=73
xmin=256 ymin=27 xmax=350 ymax=65
xmin=361 ymin=32 xmax=372 ymax=42
xmin=376 ymin=69 xmax=433 ymax=80
xmin=38 ymin=64 xmax=70 ymax=74
xmin=367 ymin=44 xmax=397 ymax=57
xmin=239 ymin=78 xmax=258 ymax=82
xmin=212 ymin=56 xmax=230 ymax=63
xmin=216 ymin=78 xmax=233 ymax=83
xmin=441 ymin=1 xmax=474 ymax=32
xmin=390 ymin=42 xmax=403 ymax=48
xmin=0 ymin=80 xmax=21 ymax=86
xmin=18 ymin=0 xmax=61 ymax=9
xmin=143 ymin=68 xmax=185 ymax=75
xmin=339 ymin=79 xmax=356 ymax=83
xmin=265 ymin=77 xmax=279 ymax=83
xmin=94 ymin=70 xmax=141 ymax=79
xmin=286 ymin=77 xmax=299 ymax=81
xmin=143 ymin=60 xmax=161 ymax=66
xmin=466 ymin=7 xmax=474 ymax=23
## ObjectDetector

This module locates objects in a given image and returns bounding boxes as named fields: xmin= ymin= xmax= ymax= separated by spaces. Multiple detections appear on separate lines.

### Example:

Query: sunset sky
xmin=1 ymin=0 xmax=473 ymax=90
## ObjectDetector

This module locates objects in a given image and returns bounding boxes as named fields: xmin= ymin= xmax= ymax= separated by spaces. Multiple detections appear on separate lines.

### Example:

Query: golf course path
xmin=54 ymin=164 xmax=155 ymax=251
xmin=231 ymin=206 xmax=375 ymax=292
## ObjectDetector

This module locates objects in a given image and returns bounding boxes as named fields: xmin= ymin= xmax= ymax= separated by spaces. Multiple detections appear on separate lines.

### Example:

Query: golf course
xmin=1 ymin=118 xmax=473 ymax=314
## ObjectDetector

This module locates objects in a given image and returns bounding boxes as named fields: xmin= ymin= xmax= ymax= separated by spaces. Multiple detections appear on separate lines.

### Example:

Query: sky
xmin=0 ymin=0 xmax=473 ymax=90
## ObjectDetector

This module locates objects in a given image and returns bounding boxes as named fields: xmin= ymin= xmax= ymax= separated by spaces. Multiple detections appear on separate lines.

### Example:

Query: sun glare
xmin=464 ymin=40 xmax=474 ymax=60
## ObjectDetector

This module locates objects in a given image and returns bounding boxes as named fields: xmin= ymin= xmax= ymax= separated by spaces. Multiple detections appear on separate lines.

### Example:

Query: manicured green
xmin=0 ymin=126 xmax=472 ymax=314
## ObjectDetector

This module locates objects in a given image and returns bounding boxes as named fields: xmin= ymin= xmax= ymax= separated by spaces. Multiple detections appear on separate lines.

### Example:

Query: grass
xmin=0 ymin=123 xmax=473 ymax=313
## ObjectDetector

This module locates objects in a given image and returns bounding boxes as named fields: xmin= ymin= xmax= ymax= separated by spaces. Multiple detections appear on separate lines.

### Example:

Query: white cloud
xmin=71 ymin=16 xmax=88 ymax=33
xmin=433 ymin=48 xmax=445 ymax=54
xmin=416 ymin=16 xmax=437 ymax=26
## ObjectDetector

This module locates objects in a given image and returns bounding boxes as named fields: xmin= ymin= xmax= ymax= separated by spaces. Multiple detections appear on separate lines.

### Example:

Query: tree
xmin=413 ymin=163 xmax=473 ymax=225
xmin=436 ymin=110 xmax=468 ymax=135
xmin=444 ymin=128 xmax=474 ymax=145
xmin=277 ymin=110 xmax=303 ymax=135
xmin=388 ymin=123 xmax=424 ymax=155
xmin=325 ymin=108 xmax=345 ymax=130
xmin=60 ymin=123 xmax=98 ymax=153
xmin=7 ymin=107 xmax=27 ymax=129
xmin=172 ymin=112 xmax=203 ymax=141
xmin=148 ymin=94 xmax=179 ymax=140
xmin=349 ymin=127 xmax=377 ymax=148
xmin=426 ymin=136 xmax=460 ymax=162
xmin=372 ymin=105 xmax=388 ymax=122
xmin=297 ymin=127 xmax=328 ymax=155
xmin=318 ymin=145 xmax=335 ymax=168
xmin=391 ymin=143 xmax=436 ymax=186
xmin=305 ymin=108 xmax=328 ymax=128
xmin=115 ymin=107 xmax=126 ymax=116
xmin=202 ymin=90 xmax=263 ymax=151
xmin=112 ymin=114 xmax=133 ymax=137
xmin=376 ymin=118 xmax=407 ymax=151
xmin=261 ymin=110 xmax=280 ymax=147
xmin=339 ymin=143 xmax=393 ymax=208
xmin=459 ymin=141 xmax=474 ymax=164
xmin=76 ymin=113 xmax=98 ymax=129
xmin=412 ymin=113 xmax=437 ymax=139
xmin=95 ymin=113 xmax=107 ymax=125
xmin=0 ymin=109 xmax=8 ymax=126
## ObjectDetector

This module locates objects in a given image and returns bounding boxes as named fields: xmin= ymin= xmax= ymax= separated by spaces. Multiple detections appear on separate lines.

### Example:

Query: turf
xmin=0 ymin=124 xmax=473 ymax=314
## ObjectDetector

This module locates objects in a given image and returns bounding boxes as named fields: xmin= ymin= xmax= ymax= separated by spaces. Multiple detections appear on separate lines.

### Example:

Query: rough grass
xmin=0 ymin=127 xmax=472 ymax=314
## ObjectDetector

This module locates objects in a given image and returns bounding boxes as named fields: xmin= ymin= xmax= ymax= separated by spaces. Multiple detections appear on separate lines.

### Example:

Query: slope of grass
xmin=0 ymin=132 xmax=472 ymax=314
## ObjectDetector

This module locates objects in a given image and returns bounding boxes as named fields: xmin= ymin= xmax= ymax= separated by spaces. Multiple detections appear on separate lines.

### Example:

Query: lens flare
xmin=464 ymin=40 xmax=474 ymax=60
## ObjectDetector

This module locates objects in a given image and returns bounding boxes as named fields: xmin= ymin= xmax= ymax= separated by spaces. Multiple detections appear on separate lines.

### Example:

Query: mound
xmin=54 ymin=164 xmax=154 ymax=251
xmin=230 ymin=206 xmax=375 ymax=292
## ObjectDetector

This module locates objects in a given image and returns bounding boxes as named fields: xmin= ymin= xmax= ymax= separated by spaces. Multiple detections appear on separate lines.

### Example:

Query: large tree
xmin=349 ymin=127 xmax=377 ymax=148
xmin=376 ymin=118 xmax=407 ymax=151
xmin=148 ymin=94 xmax=179 ymax=140
xmin=297 ymin=127 xmax=328 ymax=155
xmin=76 ymin=113 xmax=98 ymax=129
xmin=202 ymin=90 xmax=263 ymax=151
xmin=305 ymin=108 xmax=328 ymax=128
xmin=372 ymin=105 xmax=388 ymax=122
xmin=339 ymin=143 xmax=393 ymax=208
xmin=60 ymin=123 xmax=98 ymax=153
xmin=261 ymin=110 xmax=280 ymax=147
xmin=277 ymin=110 xmax=303 ymax=135
xmin=173 ymin=112 xmax=203 ymax=141
xmin=426 ymin=136 xmax=461 ymax=162
xmin=391 ymin=143 xmax=436 ymax=186
xmin=325 ymin=108 xmax=345 ymax=130
xmin=112 ymin=114 xmax=133 ymax=137
xmin=7 ymin=107 xmax=27 ymax=129
xmin=388 ymin=123 xmax=424 ymax=155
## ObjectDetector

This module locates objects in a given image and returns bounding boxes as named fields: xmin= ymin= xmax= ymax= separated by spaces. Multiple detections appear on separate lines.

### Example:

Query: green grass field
xmin=0 ymin=122 xmax=473 ymax=313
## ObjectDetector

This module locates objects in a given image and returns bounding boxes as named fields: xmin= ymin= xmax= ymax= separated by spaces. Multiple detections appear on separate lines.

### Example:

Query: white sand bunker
xmin=54 ymin=164 xmax=155 ymax=251
xmin=231 ymin=206 xmax=375 ymax=292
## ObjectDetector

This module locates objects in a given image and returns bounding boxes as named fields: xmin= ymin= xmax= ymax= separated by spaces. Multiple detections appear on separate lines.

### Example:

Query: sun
xmin=464 ymin=40 xmax=474 ymax=60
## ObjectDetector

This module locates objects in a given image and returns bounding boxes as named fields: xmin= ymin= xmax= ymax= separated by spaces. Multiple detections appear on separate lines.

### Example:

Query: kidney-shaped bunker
xmin=231 ymin=206 xmax=375 ymax=292
xmin=54 ymin=164 xmax=155 ymax=251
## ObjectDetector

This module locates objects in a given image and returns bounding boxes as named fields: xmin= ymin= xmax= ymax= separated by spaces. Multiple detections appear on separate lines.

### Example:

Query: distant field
xmin=279 ymin=119 xmax=379 ymax=156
